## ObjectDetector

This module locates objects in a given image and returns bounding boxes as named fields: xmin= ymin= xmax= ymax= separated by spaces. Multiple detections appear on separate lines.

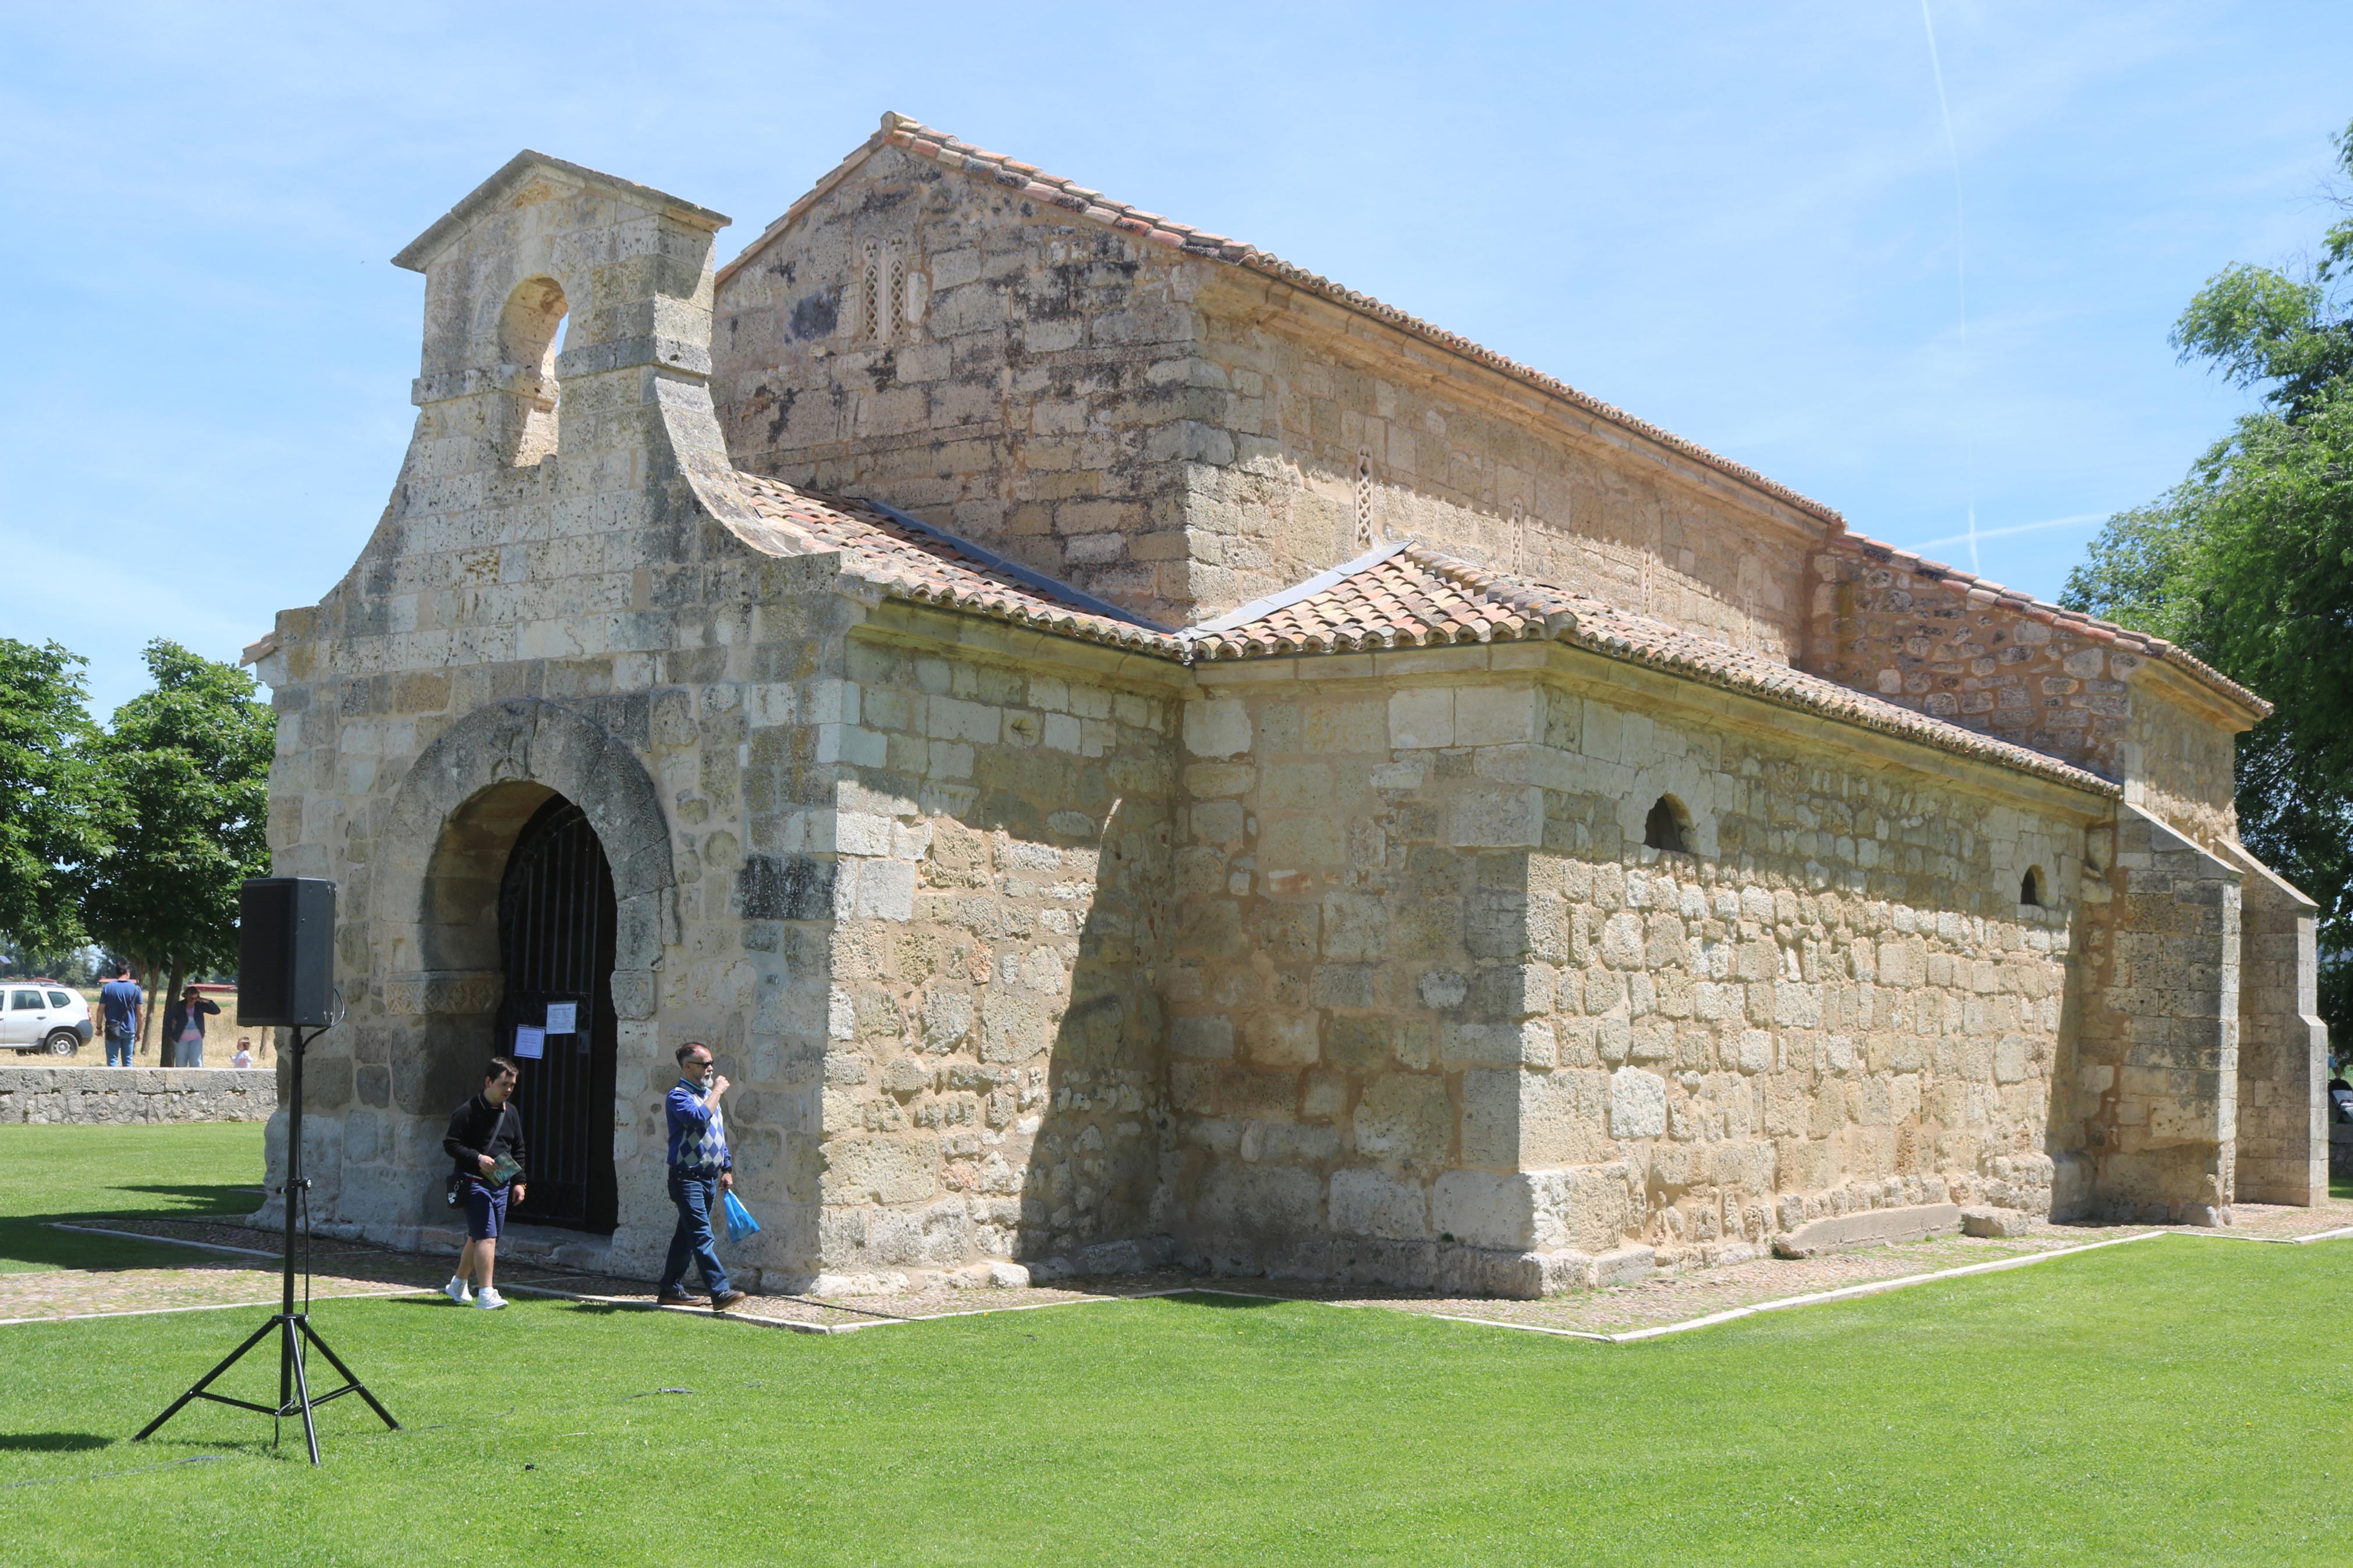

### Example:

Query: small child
xmin=232 ymin=1040 xmax=253 ymax=1069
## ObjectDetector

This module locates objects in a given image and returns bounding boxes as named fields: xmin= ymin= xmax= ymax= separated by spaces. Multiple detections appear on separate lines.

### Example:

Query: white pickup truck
xmin=2 ymin=982 xmax=93 ymax=1056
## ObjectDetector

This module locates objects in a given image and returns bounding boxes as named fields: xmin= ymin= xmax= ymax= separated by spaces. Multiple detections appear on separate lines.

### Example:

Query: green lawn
xmin=0 ymin=1122 xmax=265 ymax=1274
xmin=0 ymin=1126 xmax=2349 ymax=1565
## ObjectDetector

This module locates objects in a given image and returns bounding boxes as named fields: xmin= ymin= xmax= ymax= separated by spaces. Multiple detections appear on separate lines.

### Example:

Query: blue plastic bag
xmin=722 ymin=1188 xmax=761 ymax=1243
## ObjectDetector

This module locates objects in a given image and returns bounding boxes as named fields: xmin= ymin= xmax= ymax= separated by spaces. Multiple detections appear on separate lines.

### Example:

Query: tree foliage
xmin=2064 ymin=118 xmax=2353 ymax=995
xmin=0 ymin=639 xmax=108 ymax=954
xmin=80 ymin=641 xmax=275 ymax=1050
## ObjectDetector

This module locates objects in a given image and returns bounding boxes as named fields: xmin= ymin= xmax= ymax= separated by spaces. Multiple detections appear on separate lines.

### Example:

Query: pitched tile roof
xmin=1828 ymin=531 xmax=2270 ymax=719
xmin=729 ymin=477 xmax=2118 ymax=795
xmin=718 ymin=112 xmax=1846 ymax=532
xmin=730 ymin=473 xmax=1183 ymax=656
xmin=1186 ymin=542 xmax=2121 ymax=797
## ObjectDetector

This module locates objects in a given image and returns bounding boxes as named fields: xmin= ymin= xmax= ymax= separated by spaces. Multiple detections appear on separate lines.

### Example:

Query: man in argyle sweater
xmin=658 ymin=1040 xmax=747 ymax=1311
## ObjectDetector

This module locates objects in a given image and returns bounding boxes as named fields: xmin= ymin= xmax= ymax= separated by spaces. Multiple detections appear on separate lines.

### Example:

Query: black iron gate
xmin=494 ymin=795 xmax=619 ymax=1234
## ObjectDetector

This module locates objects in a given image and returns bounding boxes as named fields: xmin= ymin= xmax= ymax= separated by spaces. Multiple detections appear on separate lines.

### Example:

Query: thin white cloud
xmin=1900 ymin=513 xmax=2110 ymax=554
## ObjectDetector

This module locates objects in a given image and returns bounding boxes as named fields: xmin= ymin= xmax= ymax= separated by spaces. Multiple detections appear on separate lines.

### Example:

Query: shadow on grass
xmin=0 ymin=1218 xmax=256 ymax=1275
xmin=113 ymin=1185 xmax=267 ymax=1208
xmin=0 ymin=1181 xmax=267 ymax=1274
xmin=0 ymin=1432 xmax=112 ymax=1453
xmin=1158 ymin=1290 xmax=1285 ymax=1310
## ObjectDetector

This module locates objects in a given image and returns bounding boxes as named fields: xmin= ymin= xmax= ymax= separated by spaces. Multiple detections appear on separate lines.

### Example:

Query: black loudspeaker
xmin=238 ymin=877 xmax=336 ymax=1027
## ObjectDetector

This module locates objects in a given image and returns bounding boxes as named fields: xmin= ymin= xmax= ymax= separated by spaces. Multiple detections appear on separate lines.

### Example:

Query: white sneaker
xmin=444 ymin=1277 xmax=473 ymax=1304
xmin=474 ymin=1287 xmax=507 ymax=1310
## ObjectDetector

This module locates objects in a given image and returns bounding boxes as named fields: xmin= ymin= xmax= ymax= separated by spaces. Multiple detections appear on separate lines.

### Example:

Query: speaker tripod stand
xmin=136 ymin=1024 xmax=398 ymax=1464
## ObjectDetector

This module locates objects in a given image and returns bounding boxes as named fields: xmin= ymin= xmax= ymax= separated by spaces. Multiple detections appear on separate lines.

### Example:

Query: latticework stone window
xmin=1355 ymin=449 xmax=1374 ymax=546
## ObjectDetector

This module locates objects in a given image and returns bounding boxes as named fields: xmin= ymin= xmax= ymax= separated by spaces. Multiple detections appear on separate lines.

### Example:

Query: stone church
xmin=244 ymin=112 xmax=2327 ymax=1296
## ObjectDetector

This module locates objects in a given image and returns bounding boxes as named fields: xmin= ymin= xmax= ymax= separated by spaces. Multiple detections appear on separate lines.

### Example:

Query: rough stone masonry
xmin=238 ymin=115 xmax=2327 ymax=1298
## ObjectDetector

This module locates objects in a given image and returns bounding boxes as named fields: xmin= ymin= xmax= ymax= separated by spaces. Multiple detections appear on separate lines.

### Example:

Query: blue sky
xmin=3 ymin=1 xmax=2347 ymax=715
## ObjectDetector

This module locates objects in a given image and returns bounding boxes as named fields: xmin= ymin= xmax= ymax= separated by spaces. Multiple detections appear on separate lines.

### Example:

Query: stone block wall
xmin=1166 ymin=653 xmax=1557 ymax=1289
xmin=714 ymin=141 xmax=1218 ymax=624
xmin=1806 ymin=545 xmax=2139 ymax=775
xmin=1185 ymin=272 xmax=1822 ymax=657
xmin=2054 ymin=805 xmax=2241 ymax=1222
xmin=712 ymin=143 xmax=1836 ymax=647
xmin=1803 ymin=542 xmax=2241 ymax=850
xmin=807 ymin=617 xmax=1177 ymax=1288
xmin=1521 ymin=657 xmax=2081 ymax=1272
xmin=1164 ymin=643 xmax=2093 ymax=1291
xmin=2228 ymin=842 xmax=2328 ymax=1205
xmin=0 ymin=1067 xmax=278 ymax=1125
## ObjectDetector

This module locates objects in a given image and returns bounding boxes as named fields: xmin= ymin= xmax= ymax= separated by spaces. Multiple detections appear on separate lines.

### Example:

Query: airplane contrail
xmin=1904 ymin=513 xmax=2106 ymax=556
xmin=1919 ymin=0 xmax=1979 ymax=572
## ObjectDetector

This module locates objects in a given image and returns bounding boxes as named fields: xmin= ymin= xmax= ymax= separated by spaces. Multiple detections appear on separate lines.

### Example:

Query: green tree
xmin=2064 ymin=116 xmax=2353 ymax=1027
xmin=0 ymin=638 xmax=109 ymax=955
xmin=80 ymin=640 xmax=275 ymax=1061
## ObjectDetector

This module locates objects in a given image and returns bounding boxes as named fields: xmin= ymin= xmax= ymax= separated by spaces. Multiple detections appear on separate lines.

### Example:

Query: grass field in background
xmin=0 ymin=1122 xmax=265 ymax=1274
xmin=0 ymin=1125 xmax=2348 ymax=1565
xmin=60 ymin=987 xmax=273 ymax=1066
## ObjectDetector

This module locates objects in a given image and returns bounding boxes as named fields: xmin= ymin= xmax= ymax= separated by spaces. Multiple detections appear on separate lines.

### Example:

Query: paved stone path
xmin=7 ymin=1201 xmax=2348 ymax=1339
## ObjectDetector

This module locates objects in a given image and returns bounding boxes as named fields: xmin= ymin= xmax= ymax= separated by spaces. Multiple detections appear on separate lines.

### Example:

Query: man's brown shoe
xmin=655 ymin=1292 xmax=702 ymax=1308
xmin=711 ymin=1289 xmax=748 ymax=1313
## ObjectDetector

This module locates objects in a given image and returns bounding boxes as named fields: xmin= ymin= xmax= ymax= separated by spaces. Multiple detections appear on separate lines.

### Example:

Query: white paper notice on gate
xmin=544 ymin=1001 xmax=577 ymax=1035
xmin=513 ymin=1025 xmax=546 ymax=1059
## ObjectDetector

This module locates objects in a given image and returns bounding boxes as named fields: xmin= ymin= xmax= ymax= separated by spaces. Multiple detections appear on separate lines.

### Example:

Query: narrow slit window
xmin=1354 ymin=449 xmax=1374 ymax=547
xmin=886 ymin=243 xmax=907 ymax=339
xmin=2020 ymin=866 xmax=2046 ymax=908
xmin=861 ymin=240 xmax=882 ymax=339
xmin=1644 ymin=796 xmax=1689 ymax=854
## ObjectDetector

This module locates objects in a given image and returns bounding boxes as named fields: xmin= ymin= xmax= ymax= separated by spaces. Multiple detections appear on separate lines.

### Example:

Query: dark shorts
xmin=464 ymin=1179 xmax=509 ymax=1241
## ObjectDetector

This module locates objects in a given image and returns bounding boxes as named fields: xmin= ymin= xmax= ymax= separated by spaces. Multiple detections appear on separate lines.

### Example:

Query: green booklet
xmin=487 ymin=1154 xmax=523 ymax=1186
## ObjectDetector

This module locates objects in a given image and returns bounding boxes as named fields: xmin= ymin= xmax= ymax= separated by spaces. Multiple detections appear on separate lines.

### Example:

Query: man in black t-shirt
xmin=442 ymin=1056 xmax=528 ymax=1310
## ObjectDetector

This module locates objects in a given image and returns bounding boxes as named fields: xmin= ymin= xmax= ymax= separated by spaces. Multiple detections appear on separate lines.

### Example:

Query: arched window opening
xmin=1644 ymin=795 xmax=1690 ymax=855
xmin=2020 ymin=866 xmax=2047 ymax=908
xmin=497 ymin=275 xmax=567 ymax=466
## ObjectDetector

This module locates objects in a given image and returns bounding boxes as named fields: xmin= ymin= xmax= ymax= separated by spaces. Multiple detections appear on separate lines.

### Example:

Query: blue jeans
xmin=105 ymin=1034 xmax=133 ymax=1067
xmin=660 ymin=1171 xmax=731 ymax=1296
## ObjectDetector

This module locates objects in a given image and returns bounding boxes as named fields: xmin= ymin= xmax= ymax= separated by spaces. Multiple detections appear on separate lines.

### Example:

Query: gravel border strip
xmin=0 ymin=1287 xmax=428 ymax=1329
xmin=1423 ymin=1231 xmax=2170 ymax=1343
xmin=2173 ymin=1222 xmax=2353 ymax=1246
xmin=20 ymin=1215 xmax=2353 ymax=1341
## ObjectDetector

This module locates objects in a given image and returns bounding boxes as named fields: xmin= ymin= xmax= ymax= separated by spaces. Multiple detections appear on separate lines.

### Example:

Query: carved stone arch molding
xmin=373 ymin=698 xmax=675 ymax=1118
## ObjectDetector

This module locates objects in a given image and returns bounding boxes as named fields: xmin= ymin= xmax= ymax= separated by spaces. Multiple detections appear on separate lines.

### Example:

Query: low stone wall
xmin=0 ymin=1067 xmax=278 ymax=1125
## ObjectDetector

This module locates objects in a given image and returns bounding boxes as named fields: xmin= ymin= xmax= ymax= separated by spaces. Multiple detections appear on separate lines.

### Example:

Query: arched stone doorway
xmin=495 ymin=794 xmax=620 ymax=1233
xmin=372 ymin=699 xmax=675 ymax=1243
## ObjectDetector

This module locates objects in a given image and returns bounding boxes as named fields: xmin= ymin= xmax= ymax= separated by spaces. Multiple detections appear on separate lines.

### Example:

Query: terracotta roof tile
xmin=1829 ymin=531 xmax=2269 ymax=719
xmin=1187 ymin=543 xmax=2120 ymax=797
xmin=730 ymin=473 xmax=1183 ymax=656
xmin=725 ymin=475 xmax=2117 ymax=792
